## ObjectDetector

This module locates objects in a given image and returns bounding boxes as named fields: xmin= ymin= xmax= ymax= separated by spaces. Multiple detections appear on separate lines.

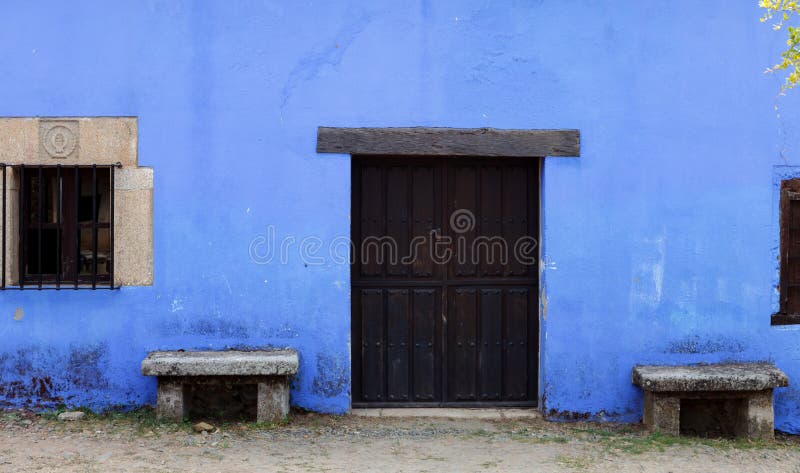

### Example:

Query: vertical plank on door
xmin=450 ymin=165 xmax=477 ymax=278
xmin=411 ymin=165 xmax=437 ymax=279
xmin=479 ymin=165 xmax=503 ymax=277
xmin=360 ymin=165 xmax=384 ymax=278
xmin=479 ymin=288 xmax=503 ymax=401
xmin=361 ymin=289 xmax=385 ymax=401
xmin=386 ymin=166 xmax=408 ymax=277
xmin=386 ymin=289 xmax=410 ymax=401
xmin=412 ymin=288 xmax=438 ymax=401
xmin=449 ymin=288 xmax=477 ymax=401
xmin=504 ymin=288 xmax=529 ymax=401
xmin=503 ymin=165 xmax=529 ymax=277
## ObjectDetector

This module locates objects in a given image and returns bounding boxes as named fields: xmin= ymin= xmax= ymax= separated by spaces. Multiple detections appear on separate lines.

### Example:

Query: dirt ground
xmin=2 ymin=409 xmax=800 ymax=472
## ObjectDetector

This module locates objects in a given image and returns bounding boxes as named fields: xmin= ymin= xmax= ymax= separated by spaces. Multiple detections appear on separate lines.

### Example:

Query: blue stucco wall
xmin=2 ymin=0 xmax=800 ymax=429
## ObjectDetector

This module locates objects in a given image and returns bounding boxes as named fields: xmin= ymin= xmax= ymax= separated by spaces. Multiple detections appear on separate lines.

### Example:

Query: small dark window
xmin=774 ymin=179 xmax=800 ymax=324
xmin=0 ymin=164 xmax=117 ymax=290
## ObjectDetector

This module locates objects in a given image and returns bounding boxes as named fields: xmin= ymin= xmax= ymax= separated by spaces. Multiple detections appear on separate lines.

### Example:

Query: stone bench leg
xmin=156 ymin=378 xmax=185 ymax=421
xmin=257 ymin=377 xmax=290 ymax=423
xmin=643 ymin=391 xmax=680 ymax=436
xmin=739 ymin=389 xmax=775 ymax=440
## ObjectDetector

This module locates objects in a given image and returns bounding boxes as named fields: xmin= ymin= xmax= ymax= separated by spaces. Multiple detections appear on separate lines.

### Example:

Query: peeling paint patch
xmin=541 ymin=285 xmax=547 ymax=320
xmin=0 ymin=377 xmax=61 ymax=406
xmin=542 ymin=256 xmax=557 ymax=271
xmin=13 ymin=308 xmax=23 ymax=321
xmin=311 ymin=352 xmax=347 ymax=398
xmin=66 ymin=343 xmax=110 ymax=390
xmin=545 ymin=408 xmax=634 ymax=423
xmin=0 ymin=343 xmax=110 ymax=408
xmin=666 ymin=336 xmax=745 ymax=355
xmin=630 ymin=235 xmax=666 ymax=311
xmin=187 ymin=319 xmax=249 ymax=339
xmin=546 ymin=409 xmax=591 ymax=421
xmin=170 ymin=298 xmax=184 ymax=312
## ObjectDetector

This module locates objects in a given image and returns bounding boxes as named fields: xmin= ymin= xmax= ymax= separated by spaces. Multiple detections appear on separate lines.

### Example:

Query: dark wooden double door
xmin=352 ymin=156 xmax=539 ymax=407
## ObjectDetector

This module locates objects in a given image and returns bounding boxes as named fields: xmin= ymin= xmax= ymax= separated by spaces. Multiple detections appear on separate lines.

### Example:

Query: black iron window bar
xmin=0 ymin=163 xmax=120 ymax=290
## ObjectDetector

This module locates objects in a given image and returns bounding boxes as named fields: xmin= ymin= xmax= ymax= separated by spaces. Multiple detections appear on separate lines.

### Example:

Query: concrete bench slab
xmin=141 ymin=349 xmax=298 ymax=423
xmin=632 ymin=362 xmax=789 ymax=440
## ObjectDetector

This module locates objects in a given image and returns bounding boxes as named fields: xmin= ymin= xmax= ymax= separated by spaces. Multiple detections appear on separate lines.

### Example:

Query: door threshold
xmin=350 ymin=408 xmax=540 ymax=420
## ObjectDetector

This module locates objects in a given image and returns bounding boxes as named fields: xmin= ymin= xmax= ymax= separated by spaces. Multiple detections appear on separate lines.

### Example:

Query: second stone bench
xmin=632 ymin=362 xmax=788 ymax=439
xmin=141 ymin=349 xmax=299 ymax=423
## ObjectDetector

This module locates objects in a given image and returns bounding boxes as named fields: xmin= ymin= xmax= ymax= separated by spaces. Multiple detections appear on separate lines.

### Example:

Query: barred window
xmin=1 ymin=164 xmax=118 ymax=289
xmin=775 ymin=178 xmax=800 ymax=324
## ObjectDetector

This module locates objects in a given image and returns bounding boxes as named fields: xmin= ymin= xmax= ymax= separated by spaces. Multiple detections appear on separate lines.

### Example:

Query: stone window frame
xmin=0 ymin=117 xmax=153 ymax=287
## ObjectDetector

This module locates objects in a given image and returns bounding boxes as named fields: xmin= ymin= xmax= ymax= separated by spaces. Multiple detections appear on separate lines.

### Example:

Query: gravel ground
xmin=1 ymin=408 xmax=800 ymax=472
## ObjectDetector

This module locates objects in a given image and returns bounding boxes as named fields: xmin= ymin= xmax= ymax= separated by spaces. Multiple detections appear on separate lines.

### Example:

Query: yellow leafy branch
xmin=762 ymin=0 xmax=800 ymax=91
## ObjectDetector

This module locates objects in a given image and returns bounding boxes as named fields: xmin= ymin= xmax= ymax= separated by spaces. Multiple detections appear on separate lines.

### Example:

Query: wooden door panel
xmin=505 ymin=288 xmax=532 ymax=400
xmin=446 ymin=286 xmax=537 ymax=403
xmin=352 ymin=157 xmax=538 ymax=407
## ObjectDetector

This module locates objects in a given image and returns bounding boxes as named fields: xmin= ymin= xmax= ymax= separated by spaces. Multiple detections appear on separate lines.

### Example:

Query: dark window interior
xmin=775 ymin=178 xmax=800 ymax=324
xmin=18 ymin=165 xmax=113 ymax=288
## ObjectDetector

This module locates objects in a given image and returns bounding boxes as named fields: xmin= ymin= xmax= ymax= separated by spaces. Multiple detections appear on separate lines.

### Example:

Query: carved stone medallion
xmin=39 ymin=120 xmax=79 ymax=159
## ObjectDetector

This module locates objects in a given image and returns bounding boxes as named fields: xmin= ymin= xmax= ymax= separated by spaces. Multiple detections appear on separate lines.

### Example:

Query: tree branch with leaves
xmin=762 ymin=0 xmax=800 ymax=91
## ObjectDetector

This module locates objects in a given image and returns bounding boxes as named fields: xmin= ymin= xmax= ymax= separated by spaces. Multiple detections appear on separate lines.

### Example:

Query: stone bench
xmin=141 ymin=349 xmax=298 ymax=423
xmin=632 ymin=363 xmax=788 ymax=439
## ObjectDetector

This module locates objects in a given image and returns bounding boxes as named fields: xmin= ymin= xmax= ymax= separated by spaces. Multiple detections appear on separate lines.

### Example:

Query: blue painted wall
xmin=1 ymin=0 xmax=800 ymax=429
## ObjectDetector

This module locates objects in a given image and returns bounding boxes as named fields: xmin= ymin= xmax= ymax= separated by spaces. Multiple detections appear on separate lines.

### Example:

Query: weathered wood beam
xmin=316 ymin=127 xmax=580 ymax=157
